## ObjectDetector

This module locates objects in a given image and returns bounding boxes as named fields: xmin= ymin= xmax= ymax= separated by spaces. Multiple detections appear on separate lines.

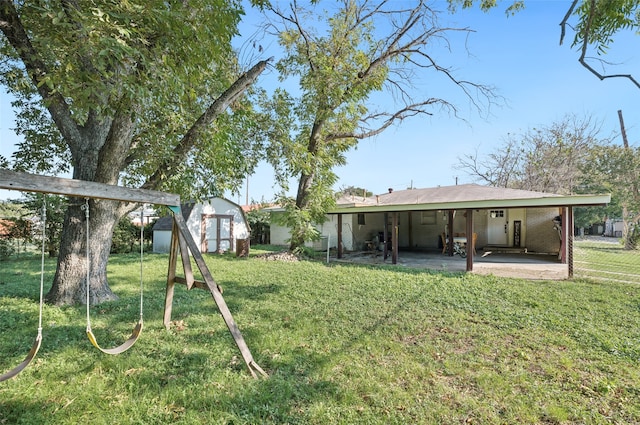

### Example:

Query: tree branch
xmin=560 ymin=0 xmax=640 ymax=89
xmin=141 ymin=58 xmax=271 ymax=191
xmin=326 ymin=99 xmax=450 ymax=141
xmin=559 ymin=0 xmax=579 ymax=46
xmin=270 ymin=1 xmax=316 ymax=73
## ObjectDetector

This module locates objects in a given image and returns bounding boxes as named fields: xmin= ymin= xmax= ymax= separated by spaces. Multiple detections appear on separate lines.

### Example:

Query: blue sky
xmin=1 ymin=1 xmax=638 ymax=202
xmin=229 ymin=0 xmax=639 ymax=204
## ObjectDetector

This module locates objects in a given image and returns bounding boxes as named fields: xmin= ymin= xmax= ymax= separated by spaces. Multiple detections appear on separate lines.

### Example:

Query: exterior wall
xmin=191 ymin=198 xmax=249 ymax=253
xmin=271 ymin=206 xmax=562 ymax=254
xmin=313 ymin=215 xmax=348 ymax=250
xmin=508 ymin=208 xmax=526 ymax=247
xmin=400 ymin=211 xmax=445 ymax=249
xmin=474 ymin=211 xmax=488 ymax=249
xmin=269 ymin=214 xmax=291 ymax=246
xmin=525 ymin=207 xmax=562 ymax=253
xmin=604 ymin=219 xmax=624 ymax=237
xmin=269 ymin=212 xmax=357 ymax=251
xmin=152 ymin=230 xmax=172 ymax=253
xmin=348 ymin=212 xmax=385 ymax=250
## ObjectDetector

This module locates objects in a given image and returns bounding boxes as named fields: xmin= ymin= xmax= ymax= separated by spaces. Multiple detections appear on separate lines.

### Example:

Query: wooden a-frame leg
xmin=163 ymin=221 xmax=180 ymax=330
xmin=170 ymin=208 xmax=268 ymax=378
xmin=177 ymin=224 xmax=195 ymax=290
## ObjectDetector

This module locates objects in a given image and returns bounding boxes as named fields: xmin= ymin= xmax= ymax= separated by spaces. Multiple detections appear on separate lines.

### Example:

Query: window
xmin=420 ymin=211 xmax=436 ymax=225
xmin=489 ymin=210 xmax=505 ymax=218
xmin=357 ymin=213 xmax=366 ymax=225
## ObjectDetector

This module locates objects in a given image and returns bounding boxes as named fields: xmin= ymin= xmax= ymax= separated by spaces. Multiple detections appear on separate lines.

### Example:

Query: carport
xmin=329 ymin=185 xmax=610 ymax=279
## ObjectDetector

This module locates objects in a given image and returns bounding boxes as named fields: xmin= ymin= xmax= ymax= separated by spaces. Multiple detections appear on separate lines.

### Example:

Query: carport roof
xmin=329 ymin=184 xmax=610 ymax=213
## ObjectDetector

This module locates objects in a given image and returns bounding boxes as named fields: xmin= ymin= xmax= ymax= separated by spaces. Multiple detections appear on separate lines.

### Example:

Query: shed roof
xmin=152 ymin=203 xmax=195 ymax=231
xmin=329 ymin=184 xmax=610 ymax=213
xmin=152 ymin=197 xmax=250 ymax=231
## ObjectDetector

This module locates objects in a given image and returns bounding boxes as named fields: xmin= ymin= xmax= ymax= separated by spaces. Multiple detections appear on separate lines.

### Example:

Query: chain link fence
xmin=574 ymin=236 xmax=640 ymax=284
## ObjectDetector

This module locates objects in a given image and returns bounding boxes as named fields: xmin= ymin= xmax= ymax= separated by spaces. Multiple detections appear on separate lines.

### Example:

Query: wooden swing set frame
xmin=0 ymin=169 xmax=267 ymax=379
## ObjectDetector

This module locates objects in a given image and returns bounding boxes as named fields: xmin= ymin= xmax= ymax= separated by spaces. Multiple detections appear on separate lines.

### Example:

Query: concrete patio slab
xmin=333 ymin=251 xmax=567 ymax=280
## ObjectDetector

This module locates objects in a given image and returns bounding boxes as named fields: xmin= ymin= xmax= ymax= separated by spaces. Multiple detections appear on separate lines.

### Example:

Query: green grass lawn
xmin=574 ymin=238 xmax=640 ymax=284
xmin=1 ymin=245 xmax=640 ymax=424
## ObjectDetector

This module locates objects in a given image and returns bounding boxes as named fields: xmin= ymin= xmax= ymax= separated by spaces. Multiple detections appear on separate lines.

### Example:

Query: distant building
xmin=152 ymin=198 xmax=250 ymax=254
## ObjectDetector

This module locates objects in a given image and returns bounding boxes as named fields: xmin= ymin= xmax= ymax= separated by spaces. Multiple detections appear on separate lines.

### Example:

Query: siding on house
xmin=271 ymin=206 xmax=563 ymax=254
xmin=269 ymin=214 xmax=354 ymax=250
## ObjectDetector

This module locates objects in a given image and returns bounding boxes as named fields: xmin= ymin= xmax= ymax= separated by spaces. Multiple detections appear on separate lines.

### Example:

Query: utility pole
xmin=618 ymin=110 xmax=629 ymax=148
xmin=618 ymin=110 xmax=634 ymax=249
xmin=245 ymin=175 xmax=249 ymax=206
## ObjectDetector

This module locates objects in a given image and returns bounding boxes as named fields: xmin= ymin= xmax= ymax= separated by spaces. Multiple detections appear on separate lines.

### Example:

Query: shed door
xmin=487 ymin=209 xmax=508 ymax=246
xmin=201 ymin=214 xmax=234 ymax=253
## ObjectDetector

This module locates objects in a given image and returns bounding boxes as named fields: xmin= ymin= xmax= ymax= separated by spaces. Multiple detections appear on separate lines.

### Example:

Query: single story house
xmin=153 ymin=197 xmax=250 ymax=254
xmin=270 ymin=184 xmax=610 ymax=277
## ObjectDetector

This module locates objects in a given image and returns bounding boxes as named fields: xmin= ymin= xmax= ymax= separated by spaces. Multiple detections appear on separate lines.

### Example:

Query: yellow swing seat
xmin=0 ymin=335 xmax=42 ymax=382
xmin=83 ymin=200 xmax=145 ymax=356
xmin=86 ymin=321 xmax=143 ymax=355
xmin=0 ymin=199 xmax=47 ymax=382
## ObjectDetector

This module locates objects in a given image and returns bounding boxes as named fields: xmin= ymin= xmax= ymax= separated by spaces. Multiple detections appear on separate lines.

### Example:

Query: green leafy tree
xmin=6 ymin=216 xmax=31 ymax=254
xmin=560 ymin=0 xmax=640 ymax=88
xmin=581 ymin=143 xmax=640 ymax=248
xmin=337 ymin=186 xmax=374 ymax=198
xmin=18 ymin=194 xmax=67 ymax=257
xmin=260 ymin=0 xmax=496 ymax=250
xmin=0 ymin=1 xmax=270 ymax=305
xmin=245 ymin=204 xmax=270 ymax=245
xmin=111 ymin=217 xmax=140 ymax=254
xmin=456 ymin=115 xmax=613 ymax=232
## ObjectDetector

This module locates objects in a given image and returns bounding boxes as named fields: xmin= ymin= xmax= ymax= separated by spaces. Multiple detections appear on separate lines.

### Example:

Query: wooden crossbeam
xmin=0 ymin=169 xmax=180 ymax=206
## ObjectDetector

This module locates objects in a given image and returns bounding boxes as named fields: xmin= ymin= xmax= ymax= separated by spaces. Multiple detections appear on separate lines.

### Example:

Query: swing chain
xmin=81 ymin=198 xmax=89 ymax=218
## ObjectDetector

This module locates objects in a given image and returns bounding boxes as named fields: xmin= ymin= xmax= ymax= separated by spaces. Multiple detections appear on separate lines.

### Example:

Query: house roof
xmin=329 ymin=184 xmax=610 ymax=214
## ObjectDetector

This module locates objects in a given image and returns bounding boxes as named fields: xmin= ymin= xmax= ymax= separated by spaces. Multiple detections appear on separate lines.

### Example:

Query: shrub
xmin=0 ymin=239 xmax=15 ymax=259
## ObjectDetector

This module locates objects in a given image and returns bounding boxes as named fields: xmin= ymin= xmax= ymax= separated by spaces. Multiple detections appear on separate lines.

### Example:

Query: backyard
xmin=1 ymin=241 xmax=639 ymax=424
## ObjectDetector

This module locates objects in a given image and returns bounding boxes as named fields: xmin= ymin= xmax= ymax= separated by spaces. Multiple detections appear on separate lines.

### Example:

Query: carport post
xmin=392 ymin=212 xmax=398 ymax=264
xmin=466 ymin=209 xmax=474 ymax=272
xmin=566 ymin=207 xmax=574 ymax=278
xmin=337 ymin=213 xmax=343 ymax=259
xmin=447 ymin=210 xmax=454 ymax=256
xmin=560 ymin=207 xmax=569 ymax=264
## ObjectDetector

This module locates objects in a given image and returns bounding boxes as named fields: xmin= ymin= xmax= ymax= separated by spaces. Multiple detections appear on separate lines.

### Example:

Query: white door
xmin=487 ymin=209 xmax=508 ymax=246
xmin=217 ymin=217 xmax=232 ymax=251
xmin=202 ymin=215 xmax=233 ymax=252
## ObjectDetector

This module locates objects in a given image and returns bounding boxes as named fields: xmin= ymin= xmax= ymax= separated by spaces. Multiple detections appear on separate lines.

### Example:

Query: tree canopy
xmin=455 ymin=114 xmax=640 ymax=247
xmin=257 ymin=0 xmax=497 ymax=250
xmin=456 ymin=115 xmax=607 ymax=194
xmin=1 ymin=0 xmax=268 ymax=199
xmin=0 ymin=0 xmax=270 ymax=305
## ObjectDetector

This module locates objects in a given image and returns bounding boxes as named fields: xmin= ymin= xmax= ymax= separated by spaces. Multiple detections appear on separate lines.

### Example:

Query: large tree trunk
xmin=44 ymin=108 xmax=133 ymax=306
xmin=289 ymin=170 xmax=315 ymax=251
xmin=288 ymin=123 xmax=322 ymax=251
xmin=46 ymin=198 xmax=122 ymax=305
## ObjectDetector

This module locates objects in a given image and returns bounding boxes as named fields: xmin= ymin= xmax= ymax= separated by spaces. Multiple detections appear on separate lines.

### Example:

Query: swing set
xmin=0 ymin=169 xmax=267 ymax=381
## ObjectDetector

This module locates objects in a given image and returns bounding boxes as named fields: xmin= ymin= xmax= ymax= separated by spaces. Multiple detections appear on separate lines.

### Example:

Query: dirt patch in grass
xmin=254 ymin=251 xmax=301 ymax=262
